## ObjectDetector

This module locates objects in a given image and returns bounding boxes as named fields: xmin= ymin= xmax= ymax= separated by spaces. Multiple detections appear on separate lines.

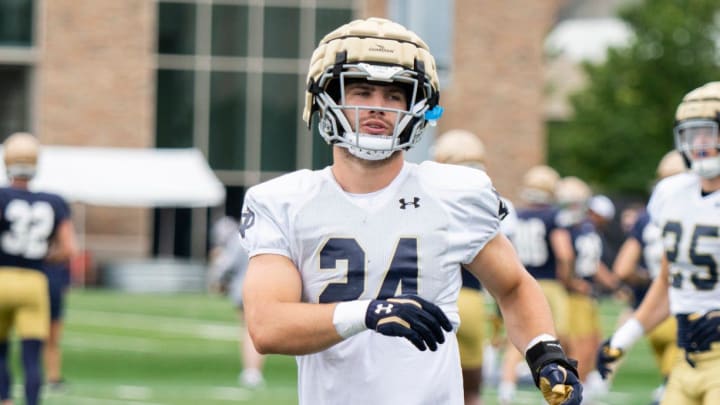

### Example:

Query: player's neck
xmin=331 ymin=147 xmax=404 ymax=194
xmin=10 ymin=179 xmax=30 ymax=189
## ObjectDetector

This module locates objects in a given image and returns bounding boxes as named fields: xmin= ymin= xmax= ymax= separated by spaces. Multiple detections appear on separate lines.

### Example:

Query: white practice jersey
xmin=647 ymin=172 xmax=720 ymax=315
xmin=240 ymin=161 xmax=502 ymax=405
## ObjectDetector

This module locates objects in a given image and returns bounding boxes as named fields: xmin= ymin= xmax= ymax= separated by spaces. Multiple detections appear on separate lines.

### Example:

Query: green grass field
xmin=8 ymin=289 xmax=665 ymax=404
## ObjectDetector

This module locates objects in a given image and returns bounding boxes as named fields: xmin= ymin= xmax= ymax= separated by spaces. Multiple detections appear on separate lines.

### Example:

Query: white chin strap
xmin=691 ymin=156 xmax=720 ymax=178
xmin=340 ymin=133 xmax=397 ymax=161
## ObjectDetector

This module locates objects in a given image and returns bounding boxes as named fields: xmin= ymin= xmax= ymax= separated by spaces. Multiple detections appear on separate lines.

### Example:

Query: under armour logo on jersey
xmin=399 ymin=197 xmax=420 ymax=209
xmin=374 ymin=303 xmax=394 ymax=315
xmin=238 ymin=209 xmax=255 ymax=238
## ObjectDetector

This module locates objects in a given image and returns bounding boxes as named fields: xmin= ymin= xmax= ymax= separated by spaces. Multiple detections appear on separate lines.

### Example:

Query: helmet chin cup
xmin=691 ymin=156 xmax=720 ymax=179
xmin=341 ymin=141 xmax=395 ymax=161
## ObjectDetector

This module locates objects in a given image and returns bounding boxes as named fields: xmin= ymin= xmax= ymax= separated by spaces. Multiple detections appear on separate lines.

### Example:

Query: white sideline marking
xmin=67 ymin=309 xmax=239 ymax=341
xmin=63 ymin=333 xmax=160 ymax=352
xmin=210 ymin=386 xmax=252 ymax=400
xmin=116 ymin=385 xmax=153 ymax=400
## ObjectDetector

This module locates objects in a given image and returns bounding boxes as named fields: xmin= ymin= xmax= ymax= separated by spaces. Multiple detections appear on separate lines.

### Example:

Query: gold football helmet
xmin=3 ymin=132 xmax=40 ymax=179
xmin=304 ymin=17 xmax=442 ymax=161
xmin=520 ymin=165 xmax=560 ymax=204
xmin=555 ymin=176 xmax=591 ymax=226
xmin=432 ymin=129 xmax=485 ymax=169
xmin=674 ymin=81 xmax=720 ymax=178
xmin=556 ymin=176 xmax=591 ymax=205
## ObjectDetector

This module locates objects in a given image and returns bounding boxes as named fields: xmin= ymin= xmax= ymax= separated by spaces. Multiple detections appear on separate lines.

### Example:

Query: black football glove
xmin=596 ymin=338 xmax=624 ymax=379
xmin=526 ymin=340 xmax=582 ymax=405
xmin=365 ymin=295 xmax=453 ymax=351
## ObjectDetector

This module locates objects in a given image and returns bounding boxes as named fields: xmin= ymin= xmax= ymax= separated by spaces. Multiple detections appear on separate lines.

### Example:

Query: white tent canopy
xmin=545 ymin=18 xmax=634 ymax=62
xmin=0 ymin=146 xmax=225 ymax=207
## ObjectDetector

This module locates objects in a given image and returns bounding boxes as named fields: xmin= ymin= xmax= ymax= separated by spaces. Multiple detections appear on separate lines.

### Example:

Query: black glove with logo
xmin=365 ymin=295 xmax=453 ymax=351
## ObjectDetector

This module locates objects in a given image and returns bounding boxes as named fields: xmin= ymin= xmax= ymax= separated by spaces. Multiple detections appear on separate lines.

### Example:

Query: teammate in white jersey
xmin=597 ymin=81 xmax=720 ymax=404
xmin=239 ymin=18 xmax=582 ymax=405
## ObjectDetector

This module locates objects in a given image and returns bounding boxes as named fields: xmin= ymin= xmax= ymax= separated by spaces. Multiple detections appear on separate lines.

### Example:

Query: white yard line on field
xmin=62 ymin=333 xmax=161 ymax=352
xmin=209 ymin=386 xmax=252 ymax=401
xmin=67 ymin=309 xmax=239 ymax=341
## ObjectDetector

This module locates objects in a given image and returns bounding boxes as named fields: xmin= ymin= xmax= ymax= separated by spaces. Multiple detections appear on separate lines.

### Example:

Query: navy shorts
xmin=44 ymin=263 xmax=71 ymax=321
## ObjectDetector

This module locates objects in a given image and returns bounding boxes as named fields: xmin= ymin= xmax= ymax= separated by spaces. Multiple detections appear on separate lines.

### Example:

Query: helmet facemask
xmin=315 ymin=63 xmax=435 ymax=161
xmin=555 ymin=176 xmax=591 ymax=227
xmin=674 ymin=119 xmax=720 ymax=179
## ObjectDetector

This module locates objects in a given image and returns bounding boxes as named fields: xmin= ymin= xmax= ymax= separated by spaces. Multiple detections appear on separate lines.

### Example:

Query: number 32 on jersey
xmin=1 ymin=199 xmax=55 ymax=259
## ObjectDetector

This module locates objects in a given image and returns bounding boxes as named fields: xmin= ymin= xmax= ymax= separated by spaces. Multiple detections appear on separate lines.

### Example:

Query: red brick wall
xmin=36 ymin=0 xmax=155 ymax=258
xmin=441 ymin=0 xmax=562 ymax=201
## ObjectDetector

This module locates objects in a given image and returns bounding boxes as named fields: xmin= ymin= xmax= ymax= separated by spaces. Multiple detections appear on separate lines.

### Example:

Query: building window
xmin=156 ymin=69 xmax=195 ymax=148
xmin=155 ymin=0 xmax=356 ymax=187
xmin=0 ymin=66 xmax=30 ymax=138
xmin=154 ymin=1 xmax=354 ymax=257
xmin=0 ymin=0 xmax=34 ymax=47
xmin=209 ymin=71 xmax=246 ymax=170
xmin=157 ymin=2 xmax=196 ymax=55
xmin=0 ymin=0 xmax=35 ymax=139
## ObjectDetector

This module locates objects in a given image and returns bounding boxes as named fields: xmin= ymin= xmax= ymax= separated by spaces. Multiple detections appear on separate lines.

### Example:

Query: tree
xmin=548 ymin=0 xmax=720 ymax=198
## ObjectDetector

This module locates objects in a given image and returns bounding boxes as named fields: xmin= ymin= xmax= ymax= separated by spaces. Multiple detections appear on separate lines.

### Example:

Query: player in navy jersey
xmin=556 ymin=177 xmax=619 ymax=400
xmin=239 ymin=18 xmax=581 ymax=405
xmin=499 ymin=165 xmax=575 ymax=404
xmin=598 ymin=82 xmax=720 ymax=404
xmin=432 ymin=129 xmax=518 ymax=405
xmin=0 ymin=133 xmax=77 ymax=405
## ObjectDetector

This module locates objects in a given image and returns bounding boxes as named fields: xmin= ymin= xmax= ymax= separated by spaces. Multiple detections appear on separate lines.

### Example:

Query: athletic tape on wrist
xmin=524 ymin=333 xmax=556 ymax=355
xmin=333 ymin=300 xmax=371 ymax=339
xmin=610 ymin=317 xmax=644 ymax=350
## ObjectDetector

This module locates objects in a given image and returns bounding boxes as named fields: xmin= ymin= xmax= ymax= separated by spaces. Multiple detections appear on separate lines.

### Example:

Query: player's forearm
xmin=245 ymin=301 xmax=344 ymax=355
xmin=633 ymin=274 xmax=670 ymax=331
xmin=555 ymin=259 xmax=575 ymax=290
xmin=496 ymin=273 xmax=557 ymax=351
xmin=612 ymin=239 xmax=641 ymax=280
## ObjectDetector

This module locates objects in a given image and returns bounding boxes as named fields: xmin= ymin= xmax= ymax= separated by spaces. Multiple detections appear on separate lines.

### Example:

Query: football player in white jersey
xmin=239 ymin=17 xmax=582 ymax=405
xmin=432 ymin=129 xmax=518 ymax=405
xmin=610 ymin=150 xmax=685 ymax=402
xmin=597 ymin=81 xmax=720 ymax=405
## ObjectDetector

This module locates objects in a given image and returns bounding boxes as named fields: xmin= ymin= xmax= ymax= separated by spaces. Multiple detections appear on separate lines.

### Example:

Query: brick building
xmin=1 ymin=0 xmax=586 ymax=270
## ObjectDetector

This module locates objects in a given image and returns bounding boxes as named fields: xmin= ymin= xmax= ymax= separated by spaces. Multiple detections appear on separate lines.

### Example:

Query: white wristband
xmin=332 ymin=300 xmax=371 ymax=339
xmin=524 ymin=333 xmax=557 ymax=355
xmin=610 ymin=317 xmax=644 ymax=350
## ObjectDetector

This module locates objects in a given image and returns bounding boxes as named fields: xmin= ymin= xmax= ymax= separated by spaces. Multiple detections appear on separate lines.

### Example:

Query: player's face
xmin=342 ymin=82 xmax=407 ymax=136
xmin=678 ymin=122 xmax=719 ymax=159
xmin=689 ymin=127 xmax=719 ymax=158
